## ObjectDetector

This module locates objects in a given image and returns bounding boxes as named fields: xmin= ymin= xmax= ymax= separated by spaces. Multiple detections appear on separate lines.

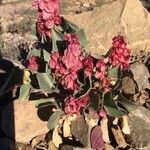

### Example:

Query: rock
xmin=60 ymin=144 xmax=74 ymax=150
xmin=132 ymin=90 xmax=149 ymax=105
xmin=122 ymin=76 xmax=136 ymax=95
xmin=105 ymin=143 xmax=115 ymax=150
xmin=73 ymin=148 xmax=88 ymax=150
xmin=130 ymin=62 xmax=150 ymax=91
xmin=1 ymin=100 xmax=49 ymax=143
xmin=71 ymin=116 xmax=88 ymax=146
xmin=64 ymin=0 xmax=150 ymax=55
xmin=140 ymin=0 xmax=150 ymax=10
xmin=48 ymin=141 xmax=58 ymax=150
xmin=145 ymin=98 xmax=150 ymax=110
xmin=127 ymin=106 xmax=150 ymax=150
xmin=111 ymin=125 xmax=127 ymax=148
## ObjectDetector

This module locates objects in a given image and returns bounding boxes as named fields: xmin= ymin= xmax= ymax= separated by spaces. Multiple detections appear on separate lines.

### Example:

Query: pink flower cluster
xmin=95 ymin=59 xmax=111 ymax=92
xmin=64 ymin=96 xmax=89 ymax=115
xmin=27 ymin=56 xmax=40 ymax=71
xmin=49 ymin=33 xmax=86 ymax=90
xmin=49 ymin=33 xmax=113 ymax=92
xmin=33 ymin=0 xmax=61 ymax=38
xmin=109 ymin=35 xmax=131 ymax=69
xmin=83 ymin=56 xmax=94 ymax=77
xmin=62 ymin=34 xmax=83 ymax=72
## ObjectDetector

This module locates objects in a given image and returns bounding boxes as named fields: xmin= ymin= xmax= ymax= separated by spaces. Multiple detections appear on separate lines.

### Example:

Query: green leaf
xmin=74 ymin=76 xmax=92 ymax=98
xmin=89 ymin=91 xmax=102 ymax=111
xmin=117 ymin=94 xmax=137 ymax=112
xmin=67 ymin=20 xmax=79 ymax=32
xmin=61 ymin=18 xmax=87 ymax=48
xmin=28 ymin=49 xmax=41 ymax=58
xmin=53 ymin=28 xmax=64 ymax=41
xmin=108 ymin=65 xmax=120 ymax=80
xmin=48 ymin=111 xmax=64 ymax=130
xmin=37 ymin=73 xmax=55 ymax=93
xmin=77 ymin=29 xmax=88 ymax=49
xmin=18 ymin=84 xmax=31 ymax=101
xmin=107 ymin=66 xmax=122 ymax=90
xmin=35 ymin=98 xmax=56 ymax=108
xmin=61 ymin=18 xmax=79 ymax=33
xmin=45 ymin=63 xmax=51 ymax=75
xmin=103 ymin=93 xmax=126 ymax=117
xmin=51 ymin=28 xmax=64 ymax=51
xmin=43 ymin=49 xmax=50 ymax=62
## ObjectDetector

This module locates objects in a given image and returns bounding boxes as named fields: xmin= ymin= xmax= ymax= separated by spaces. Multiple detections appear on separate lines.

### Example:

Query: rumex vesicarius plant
xmin=17 ymin=0 xmax=136 ymax=149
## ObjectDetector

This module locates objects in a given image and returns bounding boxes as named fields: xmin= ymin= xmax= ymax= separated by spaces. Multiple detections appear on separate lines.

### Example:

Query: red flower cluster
xmin=83 ymin=56 xmax=94 ymax=77
xmin=109 ymin=35 xmax=131 ymax=69
xmin=95 ymin=59 xmax=107 ymax=79
xmin=49 ymin=33 xmax=85 ymax=91
xmin=27 ymin=56 xmax=40 ymax=71
xmin=64 ymin=96 xmax=89 ymax=115
xmin=62 ymin=34 xmax=83 ymax=71
xmin=33 ymin=0 xmax=61 ymax=38
xmin=47 ymin=33 xmax=131 ymax=114
xmin=95 ymin=59 xmax=111 ymax=92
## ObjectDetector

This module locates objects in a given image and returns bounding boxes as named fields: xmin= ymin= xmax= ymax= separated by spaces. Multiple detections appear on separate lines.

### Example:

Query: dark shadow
xmin=37 ymin=105 xmax=54 ymax=121
xmin=140 ymin=0 xmax=150 ymax=12
xmin=36 ymin=90 xmax=69 ymax=122
xmin=0 ymin=58 xmax=23 ymax=150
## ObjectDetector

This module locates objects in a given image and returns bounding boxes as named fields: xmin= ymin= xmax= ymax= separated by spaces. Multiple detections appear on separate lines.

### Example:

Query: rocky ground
xmin=0 ymin=0 xmax=150 ymax=150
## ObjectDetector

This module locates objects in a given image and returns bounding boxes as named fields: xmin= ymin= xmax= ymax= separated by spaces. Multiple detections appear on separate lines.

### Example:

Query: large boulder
xmin=1 ymin=101 xmax=49 ymax=143
xmin=64 ymin=0 xmax=150 ymax=55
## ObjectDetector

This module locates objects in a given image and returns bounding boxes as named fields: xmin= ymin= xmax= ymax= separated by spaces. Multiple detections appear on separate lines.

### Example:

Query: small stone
xmin=73 ymin=148 xmax=87 ymax=150
xmin=132 ymin=90 xmax=149 ymax=105
xmin=105 ymin=143 xmax=115 ymax=150
xmin=145 ymin=99 xmax=150 ymax=110
xmin=60 ymin=144 xmax=74 ymax=150
xmin=122 ymin=77 xmax=136 ymax=95
xmin=111 ymin=125 xmax=127 ymax=148
xmin=71 ymin=116 xmax=88 ymax=146
xmin=127 ymin=106 xmax=150 ymax=150
xmin=1 ymin=100 xmax=49 ymax=143
xmin=48 ymin=141 xmax=58 ymax=150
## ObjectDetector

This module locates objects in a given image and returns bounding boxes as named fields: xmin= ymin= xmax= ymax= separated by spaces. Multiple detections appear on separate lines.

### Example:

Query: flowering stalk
xmin=109 ymin=35 xmax=131 ymax=69
xmin=33 ymin=0 xmax=61 ymax=38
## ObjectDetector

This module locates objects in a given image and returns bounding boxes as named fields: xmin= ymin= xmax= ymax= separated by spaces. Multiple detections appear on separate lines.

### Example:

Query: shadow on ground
xmin=0 ymin=57 xmax=23 ymax=150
